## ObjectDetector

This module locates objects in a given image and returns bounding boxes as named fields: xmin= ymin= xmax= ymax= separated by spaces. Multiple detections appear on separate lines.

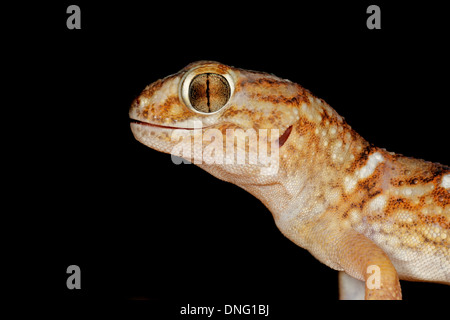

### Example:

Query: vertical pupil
xmin=189 ymin=73 xmax=230 ymax=113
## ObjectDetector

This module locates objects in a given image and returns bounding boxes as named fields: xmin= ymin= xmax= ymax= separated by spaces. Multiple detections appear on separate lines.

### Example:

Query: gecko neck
xmin=241 ymin=97 xmax=373 ymax=222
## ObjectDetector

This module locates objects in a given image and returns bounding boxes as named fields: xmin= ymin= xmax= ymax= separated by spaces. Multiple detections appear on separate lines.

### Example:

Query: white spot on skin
xmin=301 ymin=102 xmax=316 ymax=122
xmin=344 ymin=176 xmax=358 ymax=193
xmin=329 ymin=127 xmax=337 ymax=135
xmin=140 ymin=97 xmax=150 ymax=107
xmin=403 ymin=188 xmax=412 ymax=196
xmin=348 ymin=210 xmax=360 ymax=223
xmin=441 ymin=174 xmax=450 ymax=189
xmin=344 ymin=152 xmax=384 ymax=193
xmin=395 ymin=210 xmax=415 ymax=223
xmin=358 ymin=152 xmax=384 ymax=179
xmin=368 ymin=194 xmax=387 ymax=212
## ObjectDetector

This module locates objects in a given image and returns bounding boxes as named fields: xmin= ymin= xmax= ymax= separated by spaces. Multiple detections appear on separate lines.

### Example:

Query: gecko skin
xmin=129 ymin=61 xmax=450 ymax=300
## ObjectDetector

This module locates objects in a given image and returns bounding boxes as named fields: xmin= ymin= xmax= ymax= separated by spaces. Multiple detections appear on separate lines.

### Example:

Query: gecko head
xmin=129 ymin=61 xmax=308 ymax=180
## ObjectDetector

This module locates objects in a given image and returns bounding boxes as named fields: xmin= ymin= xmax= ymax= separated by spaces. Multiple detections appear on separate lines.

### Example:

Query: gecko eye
xmin=180 ymin=63 xmax=234 ymax=115
xmin=188 ymin=73 xmax=231 ymax=113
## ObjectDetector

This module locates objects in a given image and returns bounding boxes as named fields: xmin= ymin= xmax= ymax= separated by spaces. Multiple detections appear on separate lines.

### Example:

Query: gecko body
xmin=129 ymin=61 xmax=450 ymax=300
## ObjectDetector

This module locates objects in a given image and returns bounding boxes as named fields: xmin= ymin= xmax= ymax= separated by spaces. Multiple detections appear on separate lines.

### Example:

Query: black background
xmin=13 ymin=0 xmax=449 ymax=316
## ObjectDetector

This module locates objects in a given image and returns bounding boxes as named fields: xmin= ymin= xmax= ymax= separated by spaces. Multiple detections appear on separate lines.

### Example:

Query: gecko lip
xmin=130 ymin=119 xmax=201 ymax=130
xmin=131 ymin=119 xmax=293 ymax=146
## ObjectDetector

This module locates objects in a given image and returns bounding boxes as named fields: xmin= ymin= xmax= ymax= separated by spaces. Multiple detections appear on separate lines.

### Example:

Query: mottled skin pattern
xmin=129 ymin=61 xmax=450 ymax=300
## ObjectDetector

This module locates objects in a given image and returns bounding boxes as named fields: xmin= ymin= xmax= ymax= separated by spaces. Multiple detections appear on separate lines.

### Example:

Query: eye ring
xmin=179 ymin=64 xmax=234 ymax=115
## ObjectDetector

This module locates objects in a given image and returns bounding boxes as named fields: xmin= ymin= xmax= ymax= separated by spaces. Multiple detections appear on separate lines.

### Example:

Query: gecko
xmin=129 ymin=61 xmax=450 ymax=300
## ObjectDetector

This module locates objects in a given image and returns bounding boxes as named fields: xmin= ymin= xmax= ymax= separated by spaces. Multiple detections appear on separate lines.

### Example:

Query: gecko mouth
xmin=130 ymin=119 xmax=200 ymax=130
xmin=131 ymin=119 xmax=293 ymax=147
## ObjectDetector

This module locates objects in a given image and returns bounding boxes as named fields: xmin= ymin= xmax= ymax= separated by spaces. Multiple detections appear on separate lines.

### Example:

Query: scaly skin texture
xmin=129 ymin=61 xmax=450 ymax=300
